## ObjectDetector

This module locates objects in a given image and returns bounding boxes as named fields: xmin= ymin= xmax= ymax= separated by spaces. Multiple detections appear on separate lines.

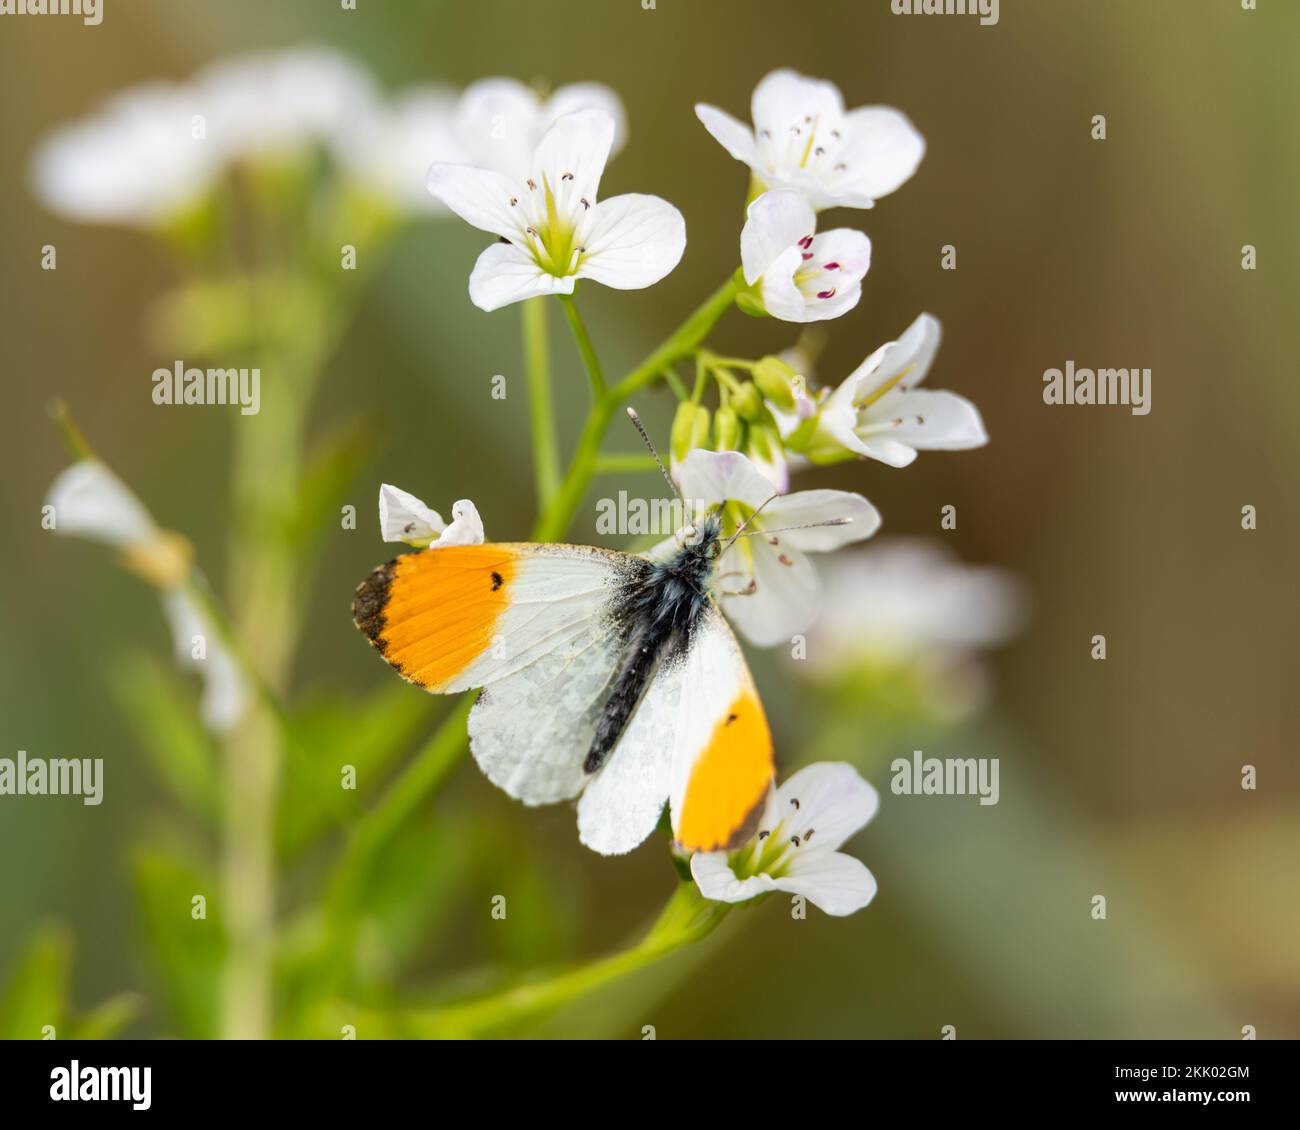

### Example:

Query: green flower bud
xmin=714 ymin=404 xmax=742 ymax=450
xmin=731 ymin=380 xmax=764 ymax=422
xmin=734 ymin=289 xmax=768 ymax=318
xmin=671 ymin=402 xmax=711 ymax=462
xmin=753 ymin=356 xmax=799 ymax=412
xmin=746 ymin=419 xmax=781 ymax=465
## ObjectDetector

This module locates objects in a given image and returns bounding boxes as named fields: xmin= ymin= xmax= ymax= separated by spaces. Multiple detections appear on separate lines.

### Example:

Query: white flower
xmin=811 ymin=539 xmax=1025 ymax=665
xmin=378 ymin=484 xmax=484 ymax=548
xmin=672 ymin=449 xmax=880 ymax=648
xmin=335 ymin=86 xmax=462 ymax=213
xmin=45 ymin=460 xmax=249 ymax=733
xmin=802 ymin=540 xmax=1027 ymax=721
xmin=427 ymin=109 xmax=686 ymax=311
xmin=196 ymin=47 xmax=379 ymax=164
xmin=795 ymin=313 xmax=987 ymax=468
xmin=696 ymin=68 xmax=925 ymax=211
xmin=453 ymin=77 xmax=627 ymax=179
xmin=741 ymin=190 xmax=871 ymax=323
xmin=691 ymin=762 xmax=879 ymax=917
xmin=159 ymin=588 xmax=251 ymax=733
xmin=30 ymin=83 xmax=216 ymax=227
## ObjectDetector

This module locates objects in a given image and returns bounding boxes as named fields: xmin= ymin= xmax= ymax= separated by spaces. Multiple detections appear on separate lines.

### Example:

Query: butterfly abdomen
xmin=584 ymin=553 xmax=713 ymax=774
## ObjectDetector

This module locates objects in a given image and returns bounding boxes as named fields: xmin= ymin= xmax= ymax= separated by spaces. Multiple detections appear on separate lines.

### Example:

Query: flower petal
xmin=31 ymin=84 xmax=215 ymax=227
xmin=867 ymin=389 xmax=988 ymax=450
xmin=338 ymin=86 xmax=463 ymax=211
xmin=853 ymin=435 xmax=920 ymax=468
xmin=531 ymin=108 xmax=613 ymax=208
xmin=839 ymin=106 xmax=926 ymax=202
xmin=426 ymin=161 xmax=524 ymax=240
xmin=694 ymin=104 xmax=757 ymax=166
xmin=751 ymin=69 xmax=846 ymax=136
xmin=774 ymin=851 xmax=878 ymax=916
xmin=432 ymin=499 xmax=486 ymax=547
xmin=721 ymin=540 xmax=820 ymax=648
xmin=577 ymin=193 xmax=686 ymax=290
xmin=690 ymin=851 xmax=776 ymax=904
xmin=849 ymin=312 xmax=941 ymax=405
xmin=546 ymin=82 xmax=627 ymax=160
xmin=46 ymin=460 xmax=158 ymax=549
xmin=740 ymin=190 xmax=816 ymax=284
xmin=757 ymin=245 xmax=812 ymax=321
xmin=773 ymin=762 xmax=880 ymax=852
xmin=160 ymin=588 xmax=249 ymax=734
xmin=812 ymin=539 xmax=1028 ymax=661
xmin=674 ymin=449 xmax=774 ymax=511
xmin=453 ymin=76 xmax=542 ymax=177
xmin=805 ymin=227 xmax=872 ymax=286
xmin=468 ymin=242 xmax=573 ymax=311
xmin=379 ymin=483 xmax=444 ymax=546
xmin=764 ymin=489 xmax=881 ymax=552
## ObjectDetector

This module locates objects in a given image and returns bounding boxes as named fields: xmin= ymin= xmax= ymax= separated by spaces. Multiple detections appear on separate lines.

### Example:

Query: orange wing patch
xmin=674 ymin=687 xmax=773 ymax=853
xmin=352 ymin=545 xmax=520 ymax=692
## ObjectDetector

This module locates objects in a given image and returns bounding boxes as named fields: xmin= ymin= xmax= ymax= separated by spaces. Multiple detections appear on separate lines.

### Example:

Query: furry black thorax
xmin=584 ymin=512 xmax=724 ymax=774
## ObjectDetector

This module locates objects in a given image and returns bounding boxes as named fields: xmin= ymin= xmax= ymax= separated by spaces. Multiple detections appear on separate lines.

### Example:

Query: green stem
xmin=558 ymin=293 xmax=606 ymax=400
xmin=522 ymin=298 xmax=561 ymax=510
xmin=388 ymin=882 xmax=728 ymax=1038
xmin=325 ymin=698 xmax=473 ymax=920
xmin=594 ymin=453 xmax=662 ymax=474
xmin=47 ymin=399 xmax=94 ymax=461
xmin=660 ymin=366 xmax=689 ymax=400
xmin=220 ymin=291 xmax=331 ymax=1039
xmin=535 ymin=275 xmax=739 ymax=542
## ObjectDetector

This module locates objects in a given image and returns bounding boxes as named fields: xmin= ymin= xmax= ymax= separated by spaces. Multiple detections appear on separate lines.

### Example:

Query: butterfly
xmin=351 ymin=414 xmax=838 ymax=856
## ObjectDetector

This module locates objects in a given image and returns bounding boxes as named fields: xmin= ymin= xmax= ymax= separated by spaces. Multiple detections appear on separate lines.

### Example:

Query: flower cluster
xmin=369 ymin=68 xmax=1000 ymax=915
xmin=28 ymin=47 xmax=629 ymax=234
xmin=37 ymin=56 xmax=1007 ymax=926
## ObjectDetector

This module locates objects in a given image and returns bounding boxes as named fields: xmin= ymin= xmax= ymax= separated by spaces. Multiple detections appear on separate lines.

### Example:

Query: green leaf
xmin=110 ymin=653 xmax=220 ymax=823
xmin=67 ymin=992 xmax=144 ymax=1040
xmin=0 ymin=924 xmax=72 ymax=1039
xmin=288 ymin=416 xmax=377 ymax=551
xmin=277 ymin=683 xmax=437 ymax=856
xmin=133 ymin=848 xmax=224 ymax=1039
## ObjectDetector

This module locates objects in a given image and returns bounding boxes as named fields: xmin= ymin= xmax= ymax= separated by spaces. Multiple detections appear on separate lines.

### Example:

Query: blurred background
xmin=1 ymin=0 xmax=1297 ymax=1039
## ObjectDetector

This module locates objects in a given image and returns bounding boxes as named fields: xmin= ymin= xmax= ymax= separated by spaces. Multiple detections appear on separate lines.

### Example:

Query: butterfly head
xmin=675 ymin=510 xmax=724 ymax=562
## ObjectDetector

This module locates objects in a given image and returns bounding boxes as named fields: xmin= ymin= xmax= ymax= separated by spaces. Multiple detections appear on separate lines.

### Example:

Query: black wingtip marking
xmin=352 ymin=558 xmax=400 ymax=655
xmin=722 ymin=788 xmax=769 ymax=852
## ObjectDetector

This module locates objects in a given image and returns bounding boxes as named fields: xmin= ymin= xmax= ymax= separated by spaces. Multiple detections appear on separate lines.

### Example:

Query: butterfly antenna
xmin=721 ymin=492 xmax=782 ymax=552
xmin=732 ymin=517 xmax=854 ymax=538
xmin=626 ymin=407 xmax=683 ymax=502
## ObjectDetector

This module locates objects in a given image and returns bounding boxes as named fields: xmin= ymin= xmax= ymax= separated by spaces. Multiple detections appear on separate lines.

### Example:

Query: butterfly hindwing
xmin=668 ymin=607 xmax=774 ymax=853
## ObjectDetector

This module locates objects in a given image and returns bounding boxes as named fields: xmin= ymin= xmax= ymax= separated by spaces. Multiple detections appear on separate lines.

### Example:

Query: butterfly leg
xmin=718 ymin=572 xmax=758 ymax=597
